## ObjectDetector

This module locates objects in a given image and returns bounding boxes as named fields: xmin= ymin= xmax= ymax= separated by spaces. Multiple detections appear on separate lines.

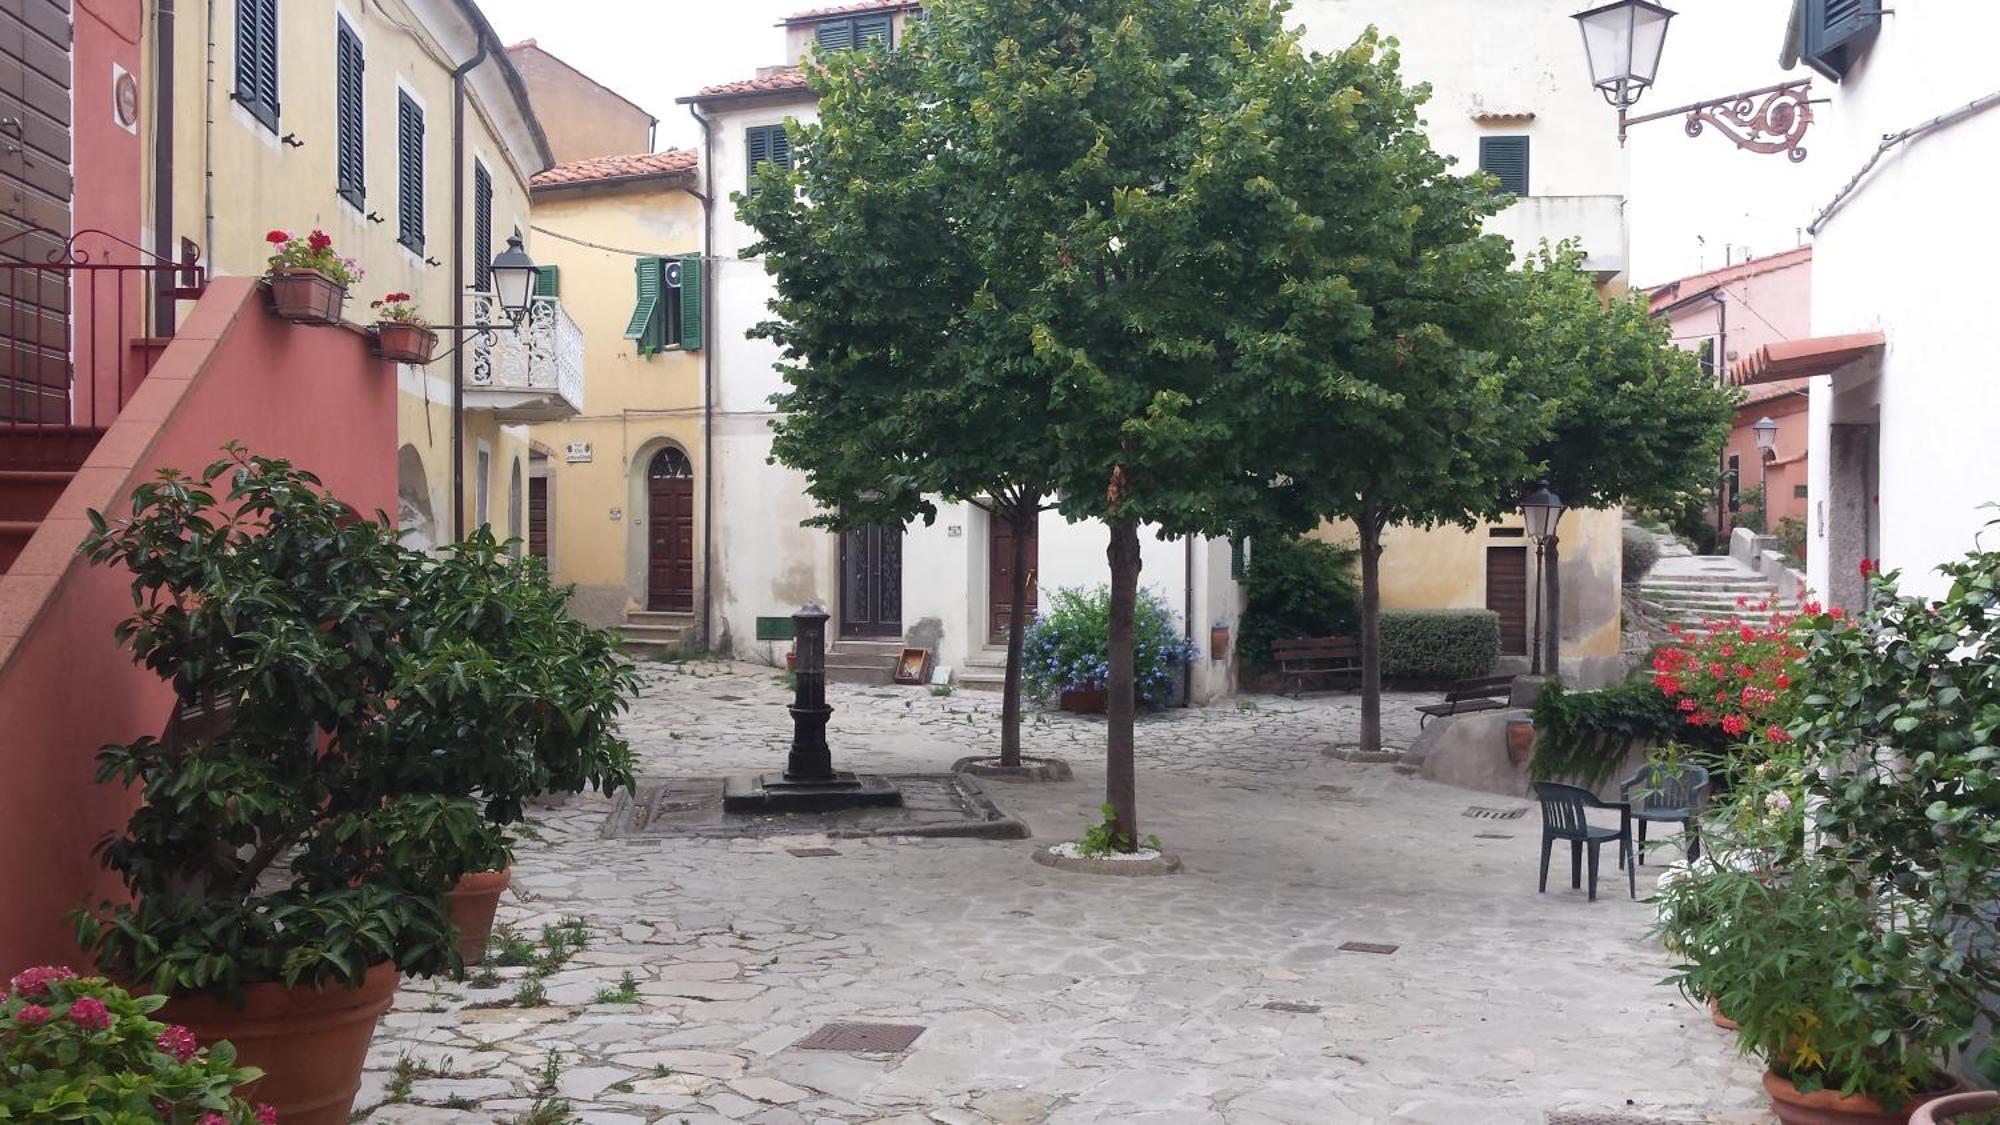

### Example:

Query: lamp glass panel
xmin=1629 ymin=6 xmax=1671 ymax=85
xmin=1577 ymin=8 xmax=1632 ymax=88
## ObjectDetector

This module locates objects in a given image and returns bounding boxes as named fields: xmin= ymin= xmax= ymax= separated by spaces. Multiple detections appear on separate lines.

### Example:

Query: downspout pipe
xmin=151 ymin=0 xmax=176 ymax=335
xmin=449 ymin=37 xmax=490 ymax=543
xmin=690 ymin=101 xmax=715 ymax=648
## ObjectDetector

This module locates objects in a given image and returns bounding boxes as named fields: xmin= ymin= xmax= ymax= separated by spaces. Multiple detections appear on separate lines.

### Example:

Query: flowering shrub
xmin=369 ymin=291 xmax=423 ymax=325
xmin=1021 ymin=585 xmax=1198 ymax=706
xmin=1648 ymin=595 xmax=1836 ymax=745
xmin=2 ymin=966 xmax=273 ymax=1123
xmin=264 ymin=228 xmax=362 ymax=287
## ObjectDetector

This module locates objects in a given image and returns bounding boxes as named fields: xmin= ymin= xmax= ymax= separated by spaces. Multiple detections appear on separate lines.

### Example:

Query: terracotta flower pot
xmin=265 ymin=269 xmax=347 ymax=325
xmin=1059 ymin=686 xmax=1106 ymax=714
xmin=374 ymin=320 xmax=438 ymax=364
xmin=159 ymin=961 xmax=398 ymax=1125
xmin=447 ymin=866 xmax=512 ymax=966
xmin=1763 ymin=1069 xmax=1963 ymax=1125
xmin=1710 ymin=996 xmax=1739 ymax=1030
xmin=1505 ymin=717 xmax=1535 ymax=766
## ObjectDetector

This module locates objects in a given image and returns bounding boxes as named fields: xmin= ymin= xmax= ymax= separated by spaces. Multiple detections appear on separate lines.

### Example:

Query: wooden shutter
xmin=854 ymin=14 xmax=892 ymax=48
xmin=677 ymin=253 xmax=702 ymax=351
xmin=397 ymin=91 xmax=425 ymax=253
xmin=815 ymin=19 xmax=854 ymax=50
xmin=234 ymin=0 xmax=279 ymax=129
xmin=1802 ymin=0 xmax=1879 ymax=80
xmin=472 ymin=161 xmax=493 ymax=291
xmin=335 ymin=18 xmax=364 ymax=208
xmin=746 ymin=125 xmax=769 ymax=183
xmin=623 ymin=256 xmax=662 ymax=348
xmin=533 ymin=265 xmax=559 ymax=297
xmin=1478 ymin=136 xmax=1529 ymax=197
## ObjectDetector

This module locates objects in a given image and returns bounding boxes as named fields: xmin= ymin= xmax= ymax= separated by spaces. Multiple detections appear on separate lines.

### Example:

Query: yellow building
xmin=510 ymin=59 xmax=705 ymax=646
xmin=165 ymin=0 xmax=570 ymax=544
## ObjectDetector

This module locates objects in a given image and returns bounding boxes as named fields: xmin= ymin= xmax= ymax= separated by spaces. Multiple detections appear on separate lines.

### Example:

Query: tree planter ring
xmin=158 ymin=961 xmax=398 ymax=1125
xmin=265 ymin=269 xmax=347 ymax=325
xmin=1763 ymin=1069 xmax=1963 ymax=1125
xmin=447 ymin=866 xmax=512 ymax=966
xmin=374 ymin=321 xmax=438 ymax=364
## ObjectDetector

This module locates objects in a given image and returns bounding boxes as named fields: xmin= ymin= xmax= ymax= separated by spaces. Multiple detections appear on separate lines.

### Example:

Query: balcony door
xmin=645 ymin=447 xmax=694 ymax=613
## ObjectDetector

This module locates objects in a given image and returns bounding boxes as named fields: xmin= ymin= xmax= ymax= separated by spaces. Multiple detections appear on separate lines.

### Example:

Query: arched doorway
xmin=396 ymin=445 xmax=436 ymax=552
xmin=646 ymin=446 xmax=694 ymax=612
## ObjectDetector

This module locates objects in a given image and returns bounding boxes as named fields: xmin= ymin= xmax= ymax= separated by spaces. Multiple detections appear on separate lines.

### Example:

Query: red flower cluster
xmin=8 ymin=965 xmax=76 ymax=999
xmin=65 ymin=995 xmax=110 ymax=1031
xmin=306 ymin=230 xmax=332 ymax=251
xmin=265 ymin=229 xmax=288 ymax=244
xmin=157 ymin=1023 xmax=199 ymax=1062
xmin=1653 ymin=600 xmax=1816 ymax=739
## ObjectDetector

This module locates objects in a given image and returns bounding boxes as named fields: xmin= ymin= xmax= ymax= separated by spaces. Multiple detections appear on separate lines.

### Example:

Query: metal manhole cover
xmin=1338 ymin=941 xmax=1399 ymax=955
xmin=1262 ymin=1000 xmax=1322 ymax=1014
xmin=787 ymin=847 xmax=841 ymax=857
xmin=1464 ymin=806 xmax=1528 ymax=820
xmin=795 ymin=1022 xmax=926 ymax=1053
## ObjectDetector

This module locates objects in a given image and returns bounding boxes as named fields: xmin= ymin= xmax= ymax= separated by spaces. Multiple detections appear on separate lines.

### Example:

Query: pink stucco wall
xmin=0 ymin=278 xmax=397 ymax=971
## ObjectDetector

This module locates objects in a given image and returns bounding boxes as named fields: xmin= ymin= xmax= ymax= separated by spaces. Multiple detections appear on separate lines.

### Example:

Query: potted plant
xmin=2 ymin=967 xmax=276 ymax=1123
xmin=1022 ymin=586 xmax=1198 ymax=713
xmin=370 ymin=291 xmax=437 ymax=363
xmin=263 ymin=228 xmax=362 ymax=324
xmin=76 ymin=447 xmax=636 ymax=1123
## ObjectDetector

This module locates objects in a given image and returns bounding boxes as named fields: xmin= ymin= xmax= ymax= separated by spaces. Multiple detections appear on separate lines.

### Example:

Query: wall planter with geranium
xmin=263 ymin=228 xmax=362 ymax=324
xmin=1022 ymin=586 xmax=1198 ymax=711
xmin=370 ymin=291 xmax=437 ymax=363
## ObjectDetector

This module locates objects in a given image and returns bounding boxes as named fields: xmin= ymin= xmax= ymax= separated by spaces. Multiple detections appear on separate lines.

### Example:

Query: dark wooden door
xmin=840 ymin=523 xmax=903 ymax=638
xmin=989 ymin=518 xmax=1037 ymax=643
xmin=0 ymin=0 xmax=73 ymax=423
xmin=1486 ymin=545 xmax=1529 ymax=656
xmin=527 ymin=475 xmax=548 ymax=559
xmin=646 ymin=448 xmax=693 ymax=612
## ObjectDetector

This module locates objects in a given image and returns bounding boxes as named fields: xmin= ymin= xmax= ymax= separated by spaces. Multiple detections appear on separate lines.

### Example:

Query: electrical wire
xmin=1809 ymin=87 xmax=2000 ymax=235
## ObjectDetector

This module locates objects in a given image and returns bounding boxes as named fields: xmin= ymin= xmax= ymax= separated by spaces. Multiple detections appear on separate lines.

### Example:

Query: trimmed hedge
xmin=1379 ymin=609 xmax=1501 ymax=681
xmin=1622 ymin=526 xmax=1661 ymax=585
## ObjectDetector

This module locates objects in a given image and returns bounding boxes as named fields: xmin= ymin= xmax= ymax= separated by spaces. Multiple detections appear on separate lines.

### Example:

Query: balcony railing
xmin=465 ymin=294 xmax=583 ymax=422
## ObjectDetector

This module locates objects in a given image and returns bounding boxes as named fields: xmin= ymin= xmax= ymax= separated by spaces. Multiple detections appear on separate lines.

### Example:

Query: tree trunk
xmin=998 ymin=492 xmax=1039 ymax=769
xmin=1544 ymin=533 xmax=1563 ymax=683
xmin=1105 ymin=518 xmax=1142 ymax=850
xmin=1358 ymin=515 xmax=1385 ymax=757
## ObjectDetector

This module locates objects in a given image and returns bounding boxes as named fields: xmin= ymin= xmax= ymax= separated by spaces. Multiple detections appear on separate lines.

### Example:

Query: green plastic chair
xmin=1532 ymin=781 xmax=1635 ymax=902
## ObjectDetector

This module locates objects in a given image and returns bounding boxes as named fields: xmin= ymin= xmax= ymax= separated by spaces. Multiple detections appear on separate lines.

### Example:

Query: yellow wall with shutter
xmin=519 ymin=178 xmax=704 ymax=627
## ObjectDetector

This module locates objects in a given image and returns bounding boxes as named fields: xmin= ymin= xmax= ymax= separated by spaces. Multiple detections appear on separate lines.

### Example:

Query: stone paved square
xmin=355 ymin=661 xmax=1769 ymax=1124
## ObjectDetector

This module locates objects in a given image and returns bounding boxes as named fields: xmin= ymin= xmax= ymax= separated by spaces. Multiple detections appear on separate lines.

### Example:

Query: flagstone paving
xmin=355 ymin=661 xmax=1770 ymax=1125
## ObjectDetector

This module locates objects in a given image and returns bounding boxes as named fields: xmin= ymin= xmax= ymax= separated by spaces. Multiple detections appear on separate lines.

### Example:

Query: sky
xmin=477 ymin=0 xmax=803 ymax=152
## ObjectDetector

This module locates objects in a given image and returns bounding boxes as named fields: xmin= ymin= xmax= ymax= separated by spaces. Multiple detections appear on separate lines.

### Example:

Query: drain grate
xmin=796 ymin=1022 xmax=926 ymax=1053
xmin=1475 ymin=832 xmax=1515 ymax=840
xmin=1338 ymin=941 xmax=1399 ymax=955
xmin=787 ymin=847 xmax=841 ymax=858
xmin=1463 ymin=806 xmax=1528 ymax=820
xmin=1261 ymin=1000 xmax=1323 ymax=1014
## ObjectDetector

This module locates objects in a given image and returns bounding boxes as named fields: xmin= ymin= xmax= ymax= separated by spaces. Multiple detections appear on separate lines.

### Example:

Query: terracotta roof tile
xmin=783 ymin=0 xmax=922 ymax=25
xmin=684 ymin=67 xmax=812 ymax=102
xmin=1647 ymin=245 xmax=1812 ymax=314
xmin=1730 ymin=331 xmax=1885 ymax=386
xmin=531 ymin=149 xmax=697 ymax=188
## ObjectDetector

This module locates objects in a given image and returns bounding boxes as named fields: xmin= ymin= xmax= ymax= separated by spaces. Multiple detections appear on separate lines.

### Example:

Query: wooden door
xmin=840 ymin=523 xmax=903 ymax=638
xmin=0 ymin=0 xmax=72 ymax=423
xmin=527 ymin=475 xmax=548 ymax=559
xmin=645 ymin=448 xmax=693 ymax=612
xmin=1486 ymin=545 xmax=1529 ymax=656
xmin=989 ymin=518 xmax=1037 ymax=643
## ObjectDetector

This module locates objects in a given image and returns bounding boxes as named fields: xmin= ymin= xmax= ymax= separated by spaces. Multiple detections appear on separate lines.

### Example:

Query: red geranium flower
xmin=1720 ymin=713 xmax=1748 ymax=736
xmin=265 ymin=229 xmax=288 ymax=244
xmin=307 ymin=230 xmax=332 ymax=251
xmin=1859 ymin=557 xmax=1876 ymax=578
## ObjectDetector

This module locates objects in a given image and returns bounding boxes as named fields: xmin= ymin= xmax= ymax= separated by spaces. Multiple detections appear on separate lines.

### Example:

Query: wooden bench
xmin=1271 ymin=636 xmax=1360 ymax=697
xmin=1415 ymin=675 xmax=1517 ymax=727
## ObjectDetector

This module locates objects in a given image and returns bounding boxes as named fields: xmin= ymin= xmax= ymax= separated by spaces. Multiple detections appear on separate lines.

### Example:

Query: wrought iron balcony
xmin=465 ymin=294 xmax=584 ymax=422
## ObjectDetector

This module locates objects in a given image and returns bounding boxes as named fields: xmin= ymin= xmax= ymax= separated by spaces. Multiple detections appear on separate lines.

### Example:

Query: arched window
xmin=649 ymin=447 xmax=693 ymax=479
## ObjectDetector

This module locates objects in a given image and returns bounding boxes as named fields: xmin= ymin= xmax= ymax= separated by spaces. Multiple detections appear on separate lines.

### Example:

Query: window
xmin=533 ymin=265 xmax=560 ymax=298
xmin=1794 ymin=484 xmax=1809 ymax=500
xmin=1800 ymin=0 xmax=1879 ymax=82
xmin=745 ymin=124 xmax=792 ymax=187
xmin=472 ymin=160 xmax=493 ymax=291
xmin=1697 ymin=338 xmax=1716 ymax=379
xmin=1478 ymin=136 xmax=1529 ymax=197
xmin=623 ymin=254 xmax=703 ymax=354
xmin=234 ymin=0 xmax=280 ymax=130
xmin=475 ymin=446 xmax=491 ymax=528
xmin=397 ymin=91 xmax=425 ymax=254
xmin=1229 ymin=536 xmax=1247 ymax=581
xmin=1726 ymin=454 xmax=1741 ymax=513
xmin=335 ymin=17 xmax=364 ymax=208
xmin=813 ymin=13 xmax=892 ymax=52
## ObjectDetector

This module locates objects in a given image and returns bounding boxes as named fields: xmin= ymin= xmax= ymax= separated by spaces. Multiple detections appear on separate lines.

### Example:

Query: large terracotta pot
xmin=265 ymin=269 xmax=347 ymax=325
xmin=374 ymin=320 xmax=438 ymax=364
xmin=447 ymin=867 xmax=512 ymax=966
xmin=1764 ymin=1069 xmax=1963 ymax=1125
xmin=160 ymin=961 xmax=398 ymax=1125
xmin=1505 ymin=717 xmax=1536 ymax=766
xmin=1710 ymin=996 xmax=1739 ymax=1030
xmin=1910 ymin=1091 xmax=2000 ymax=1124
xmin=1059 ymin=686 xmax=1106 ymax=714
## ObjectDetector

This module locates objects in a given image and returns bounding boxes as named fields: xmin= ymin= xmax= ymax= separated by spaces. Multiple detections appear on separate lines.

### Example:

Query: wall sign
xmin=565 ymin=441 xmax=592 ymax=463
xmin=608 ymin=508 xmax=622 ymax=521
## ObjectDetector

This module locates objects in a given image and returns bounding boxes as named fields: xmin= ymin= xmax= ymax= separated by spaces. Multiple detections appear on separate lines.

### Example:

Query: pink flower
xmin=1677 ymin=697 xmax=1697 ymax=713
xmin=14 ymin=1003 xmax=50 ymax=1027
xmin=256 ymin=1105 xmax=278 ymax=1125
xmin=157 ymin=1024 xmax=199 ymax=1063
xmin=9 ymin=965 xmax=75 ymax=999
xmin=1829 ymin=607 xmax=1845 ymax=621
xmin=200 ymin=1115 xmax=230 ymax=1125
xmin=66 ymin=995 xmax=110 ymax=1031
xmin=1766 ymin=724 xmax=1792 ymax=743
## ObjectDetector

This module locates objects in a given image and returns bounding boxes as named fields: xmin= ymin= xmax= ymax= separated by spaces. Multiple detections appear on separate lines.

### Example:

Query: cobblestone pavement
xmin=357 ymin=661 xmax=1770 ymax=1125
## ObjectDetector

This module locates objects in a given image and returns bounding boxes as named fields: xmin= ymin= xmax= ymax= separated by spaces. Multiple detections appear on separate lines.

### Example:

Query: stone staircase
xmin=825 ymin=637 xmax=902 ymax=685
xmin=1638 ymin=547 xmax=1796 ymax=630
xmin=957 ymin=646 xmax=1010 ymax=692
xmin=0 ymin=427 xmax=103 ymax=575
xmin=618 ymin=610 xmax=696 ymax=658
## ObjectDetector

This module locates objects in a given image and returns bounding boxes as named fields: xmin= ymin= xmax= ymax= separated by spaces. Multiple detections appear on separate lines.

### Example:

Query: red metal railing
xmin=0 ymin=225 xmax=205 ymax=433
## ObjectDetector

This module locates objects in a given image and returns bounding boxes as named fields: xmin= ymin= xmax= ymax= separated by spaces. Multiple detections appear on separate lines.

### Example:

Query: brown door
xmin=989 ymin=518 xmax=1038 ymax=642
xmin=527 ymin=474 xmax=548 ymax=559
xmin=0 ymin=0 xmax=73 ymax=423
xmin=840 ymin=523 xmax=902 ymax=638
xmin=1486 ymin=545 xmax=1529 ymax=656
xmin=645 ymin=448 xmax=693 ymax=612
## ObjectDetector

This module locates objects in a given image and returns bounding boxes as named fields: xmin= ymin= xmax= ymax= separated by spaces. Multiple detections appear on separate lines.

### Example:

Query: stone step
xmin=825 ymin=664 xmax=893 ymax=686
xmin=621 ymin=624 xmax=689 ymax=642
xmin=1640 ymin=577 xmax=1777 ymax=593
xmin=626 ymin=610 xmax=696 ymax=627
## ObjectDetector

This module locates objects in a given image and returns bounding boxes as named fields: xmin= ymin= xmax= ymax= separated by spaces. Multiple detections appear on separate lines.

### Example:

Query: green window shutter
xmin=623 ymin=256 xmax=662 ymax=351
xmin=815 ymin=19 xmax=854 ymax=50
xmin=335 ymin=19 xmax=364 ymax=208
xmin=677 ymin=253 xmax=702 ymax=351
xmin=1802 ymin=0 xmax=1879 ymax=80
xmin=234 ymin=0 xmax=279 ymax=130
xmin=1478 ymin=136 xmax=1529 ymax=197
xmin=533 ymin=265 xmax=560 ymax=298
xmin=854 ymin=14 xmax=892 ymax=49
xmin=472 ymin=161 xmax=493 ymax=292
xmin=397 ymin=91 xmax=426 ymax=254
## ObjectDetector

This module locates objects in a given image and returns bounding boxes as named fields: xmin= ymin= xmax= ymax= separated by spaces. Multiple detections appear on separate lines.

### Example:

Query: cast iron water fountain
xmin=721 ymin=603 xmax=905 ymax=813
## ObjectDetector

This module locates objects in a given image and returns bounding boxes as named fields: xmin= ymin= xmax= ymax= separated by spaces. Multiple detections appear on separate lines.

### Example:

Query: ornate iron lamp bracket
xmin=1618 ymin=79 xmax=1815 ymax=161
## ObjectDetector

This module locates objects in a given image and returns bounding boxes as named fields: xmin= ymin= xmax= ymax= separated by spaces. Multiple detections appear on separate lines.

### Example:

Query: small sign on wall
xmin=565 ymin=441 xmax=592 ymax=463
xmin=608 ymin=508 xmax=622 ymax=521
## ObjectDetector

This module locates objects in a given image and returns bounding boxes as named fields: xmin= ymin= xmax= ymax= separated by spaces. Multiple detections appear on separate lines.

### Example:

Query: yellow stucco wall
xmin=505 ymin=44 xmax=654 ymax=163
xmin=523 ymin=181 xmax=704 ymax=626
xmin=169 ymin=0 xmax=542 ymax=541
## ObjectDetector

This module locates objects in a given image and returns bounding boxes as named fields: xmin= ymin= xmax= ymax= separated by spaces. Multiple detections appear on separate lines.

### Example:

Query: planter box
xmin=374 ymin=321 xmax=438 ymax=364
xmin=1059 ymin=686 xmax=1106 ymax=714
xmin=266 ymin=269 xmax=347 ymax=325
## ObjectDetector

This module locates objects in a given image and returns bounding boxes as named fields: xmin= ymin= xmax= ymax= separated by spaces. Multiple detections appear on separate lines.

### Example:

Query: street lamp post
xmin=1753 ymin=415 xmax=1779 ymax=532
xmin=1522 ymin=484 xmax=1567 ymax=678
xmin=439 ymin=235 xmax=539 ymax=542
